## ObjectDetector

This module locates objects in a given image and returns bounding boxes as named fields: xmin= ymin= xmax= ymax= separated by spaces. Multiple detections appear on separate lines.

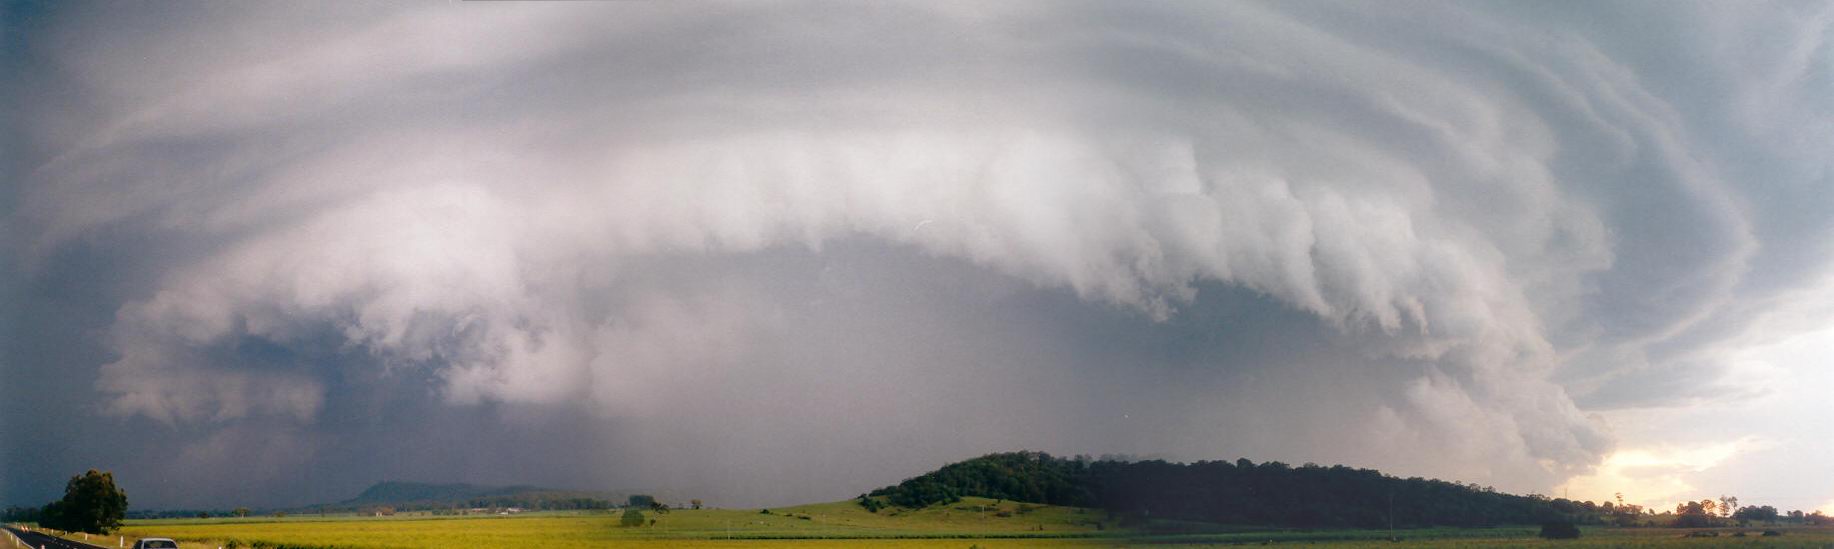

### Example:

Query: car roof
xmin=141 ymin=538 xmax=177 ymax=541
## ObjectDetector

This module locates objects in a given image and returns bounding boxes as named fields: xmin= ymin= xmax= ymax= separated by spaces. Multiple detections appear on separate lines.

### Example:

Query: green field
xmin=47 ymin=499 xmax=1834 ymax=549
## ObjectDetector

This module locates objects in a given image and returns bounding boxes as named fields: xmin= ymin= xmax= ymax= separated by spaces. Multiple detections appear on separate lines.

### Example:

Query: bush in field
xmin=620 ymin=508 xmax=645 ymax=527
xmin=627 ymin=495 xmax=656 ymax=509
xmin=1538 ymin=521 xmax=1580 ymax=539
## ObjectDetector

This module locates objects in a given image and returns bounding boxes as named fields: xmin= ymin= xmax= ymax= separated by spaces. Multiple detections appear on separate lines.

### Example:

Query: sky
xmin=2 ymin=1 xmax=1832 ymax=513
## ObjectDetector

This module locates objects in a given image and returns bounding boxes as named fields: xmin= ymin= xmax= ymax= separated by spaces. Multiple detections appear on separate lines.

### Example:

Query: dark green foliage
xmin=39 ymin=469 xmax=129 ymax=534
xmin=1673 ymin=501 xmax=1714 ymax=528
xmin=1539 ymin=521 xmax=1581 ymax=539
xmin=628 ymin=494 xmax=657 ymax=508
xmin=1734 ymin=504 xmax=1780 ymax=523
xmin=1762 ymin=530 xmax=1783 ymax=536
xmin=619 ymin=508 xmax=645 ymax=527
xmin=855 ymin=495 xmax=886 ymax=513
xmin=870 ymin=451 xmax=1614 ymax=529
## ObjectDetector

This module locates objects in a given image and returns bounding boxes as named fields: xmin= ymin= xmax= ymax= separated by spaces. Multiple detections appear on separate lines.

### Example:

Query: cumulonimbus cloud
xmin=14 ymin=1 xmax=1832 ymax=494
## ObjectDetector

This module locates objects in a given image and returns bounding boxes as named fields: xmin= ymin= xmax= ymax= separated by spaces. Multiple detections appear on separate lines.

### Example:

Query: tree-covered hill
xmin=868 ymin=451 xmax=1607 ymax=529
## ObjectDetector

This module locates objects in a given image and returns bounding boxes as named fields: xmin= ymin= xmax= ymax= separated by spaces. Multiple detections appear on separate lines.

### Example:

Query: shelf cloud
xmin=5 ymin=1 xmax=1830 ymax=508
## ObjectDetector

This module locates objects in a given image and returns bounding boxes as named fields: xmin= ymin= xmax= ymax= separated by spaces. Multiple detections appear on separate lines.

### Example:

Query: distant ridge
xmin=342 ymin=481 xmax=545 ymax=505
xmin=301 ymin=481 xmax=629 ymax=513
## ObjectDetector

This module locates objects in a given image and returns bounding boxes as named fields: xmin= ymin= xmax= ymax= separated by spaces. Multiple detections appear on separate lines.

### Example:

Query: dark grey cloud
xmin=4 ymin=1 xmax=1831 ymax=509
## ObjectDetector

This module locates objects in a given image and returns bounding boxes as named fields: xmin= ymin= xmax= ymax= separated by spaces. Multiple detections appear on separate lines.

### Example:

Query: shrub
xmin=1684 ymin=531 xmax=1719 ymax=538
xmin=856 ymin=495 xmax=885 ymax=513
xmin=1538 ymin=521 xmax=1581 ymax=539
xmin=619 ymin=509 xmax=645 ymax=527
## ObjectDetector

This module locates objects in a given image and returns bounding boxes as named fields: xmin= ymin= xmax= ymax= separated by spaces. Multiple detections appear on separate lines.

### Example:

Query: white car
xmin=131 ymin=538 xmax=179 ymax=549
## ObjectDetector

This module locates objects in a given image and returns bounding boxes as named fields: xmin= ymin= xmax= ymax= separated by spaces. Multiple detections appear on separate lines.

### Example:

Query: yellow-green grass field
xmin=98 ymin=498 xmax=1107 ymax=549
xmin=21 ymin=499 xmax=1831 ymax=549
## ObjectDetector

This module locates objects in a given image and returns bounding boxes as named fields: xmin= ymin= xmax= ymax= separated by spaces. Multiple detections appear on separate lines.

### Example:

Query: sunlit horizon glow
xmin=1558 ymin=438 xmax=1764 ymax=512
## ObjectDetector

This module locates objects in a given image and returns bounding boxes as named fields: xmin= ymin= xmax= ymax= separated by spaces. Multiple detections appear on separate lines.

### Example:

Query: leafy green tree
xmin=1674 ymin=501 xmax=1713 ymax=528
xmin=627 ymin=495 xmax=656 ymax=509
xmin=38 ymin=469 xmax=129 ymax=534
xmin=1734 ymin=505 xmax=1779 ymax=524
xmin=233 ymin=507 xmax=250 ymax=518
xmin=1806 ymin=510 xmax=1831 ymax=526
xmin=620 ymin=508 xmax=645 ymax=527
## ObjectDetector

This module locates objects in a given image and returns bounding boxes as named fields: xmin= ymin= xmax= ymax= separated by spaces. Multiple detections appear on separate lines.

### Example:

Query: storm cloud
xmin=4 ymin=1 xmax=1831 ymax=509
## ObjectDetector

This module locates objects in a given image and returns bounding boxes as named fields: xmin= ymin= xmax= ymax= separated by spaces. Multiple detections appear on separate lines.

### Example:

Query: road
xmin=2 ymin=526 xmax=110 ymax=549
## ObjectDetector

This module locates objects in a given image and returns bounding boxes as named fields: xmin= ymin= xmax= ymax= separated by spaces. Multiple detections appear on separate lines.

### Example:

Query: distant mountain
xmin=302 ymin=481 xmax=629 ymax=513
xmin=343 ymin=481 xmax=536 ymax=505
xmin=868 ymin=451 xmax=1612 ymax=529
